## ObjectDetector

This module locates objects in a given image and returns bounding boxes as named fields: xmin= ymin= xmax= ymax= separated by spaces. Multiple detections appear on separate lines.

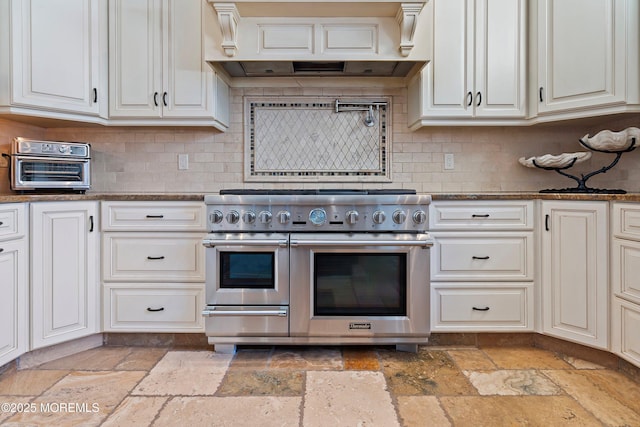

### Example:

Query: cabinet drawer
xmin=613 ymin=203 xmax=640 ymax=241
xmin=612 ymin=238 xmax=640 ymax=304
xmin=103 ymin=233 xmax=205 ymax=282
xmin=101 ymin=201 xmax=205 ymax=231
xmin=429 ymin=201 xmax=534 ymax=230
xmin=105 ymin=286 xmax=204 ymax=331
xmin=431 ymin=233 xmax=533 ymax=281
xmin=612 ymin=297 xmax=640 ymax=366
xmin=431 ymin=285 xmax=532 ymax=331
xmin=0 ymin=203 xmax=26 ymax=241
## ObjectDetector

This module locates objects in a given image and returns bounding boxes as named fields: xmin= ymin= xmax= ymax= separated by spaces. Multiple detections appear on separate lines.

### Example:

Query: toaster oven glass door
xmin=13 ymin=156 xmax=90 ymax=190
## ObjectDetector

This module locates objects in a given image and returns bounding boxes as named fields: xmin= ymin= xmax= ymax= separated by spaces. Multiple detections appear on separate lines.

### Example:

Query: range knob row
xmin=210 ymin=209 xmax=428 ymax=225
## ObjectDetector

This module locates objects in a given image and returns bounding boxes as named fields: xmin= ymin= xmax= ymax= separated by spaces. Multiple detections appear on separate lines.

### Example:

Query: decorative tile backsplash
xmin=245 ymin=97 xmax=391 ymax=182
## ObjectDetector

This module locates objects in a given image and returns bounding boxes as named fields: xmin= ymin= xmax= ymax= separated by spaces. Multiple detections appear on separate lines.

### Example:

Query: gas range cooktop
xmin=205 ymin=189 xmax=430 ymax=233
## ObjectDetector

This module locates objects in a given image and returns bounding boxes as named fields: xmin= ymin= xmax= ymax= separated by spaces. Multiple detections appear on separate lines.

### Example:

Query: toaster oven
xmin=9 ymin=138 xmax=91 ymax=192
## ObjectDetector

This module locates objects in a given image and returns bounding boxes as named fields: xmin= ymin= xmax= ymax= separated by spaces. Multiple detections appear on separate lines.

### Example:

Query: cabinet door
xmin=31 ymin=202 xmax=99 ymax=349
xmin=421 ymin=0 xmax=474 ymax=117
xmin=0 ymin=239 xmax=27 ymax=366
xmin=541 ymin=201 xmax=608 ymax=349
xmin=474 ymin=0 xmax=526 ymax=117
xmin=10 ymin=0 xmax=106 ymax=115
xmin=109 ymin=0 xmax=162 ymax=118
xmin=537 ymin=0 xmax=625 ymax=113
xmin=162 ymin=0 xmax=214 ymax=118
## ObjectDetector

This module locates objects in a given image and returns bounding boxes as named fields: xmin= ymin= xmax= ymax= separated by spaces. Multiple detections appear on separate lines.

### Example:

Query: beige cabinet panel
xmin=31 ymin=201 xmax=99 ymax=350
xmin=104 ymin=286 xmax=204 ymax=331
xmin=0 ymin=238 xmax=27 ymax=366
xmin=431 ymin=284 xmax=532 ymax=331
xmin=101 ymin=201 xmax=205 ymax=231
xmin=103 ymin=233 xmax=205 ymax=282
xmin=541 ymin=201 xmax=608 ymax=349
xmin=431 ymin=232 xmax=534 ymax=281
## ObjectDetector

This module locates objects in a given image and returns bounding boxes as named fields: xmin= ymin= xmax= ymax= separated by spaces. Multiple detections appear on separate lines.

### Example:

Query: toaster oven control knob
xmin=258 ymin=211 xmax=272 ymax=224
xmin=392 ymin=210 xmax=407 ymax=224
xmin=243 ymin=211 xmax=256 ymax=224
xmin=413 ymin=210 xmax=427 ymax=224
xmin=372 ymin=210 xmax=386 ymax=224
xmin=277 ymin=210 xmax=291 ymax=224
xmin=210 ymin=210 xmax=223 ymax=224
xmin=309 ymin=208 xmax=327 ymax=226
xmin=226 ymin=210 xmax=240 ymax=224
xmin=345 ymin=210 xmax=359 ymax=224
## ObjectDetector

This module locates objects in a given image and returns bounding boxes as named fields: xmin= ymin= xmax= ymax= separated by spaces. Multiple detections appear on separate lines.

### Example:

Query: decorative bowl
xmin=518 ymin=151 xmax=592 ymax=169
xmin=580 ymin=127 xmax=640 ymax=151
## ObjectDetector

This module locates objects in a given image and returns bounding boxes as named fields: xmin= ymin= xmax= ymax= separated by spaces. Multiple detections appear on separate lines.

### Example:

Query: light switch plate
xmin=444 ymin=153 xmax=455 ymax=170
xmin=178 ymin=154 xmax=189 ymax=170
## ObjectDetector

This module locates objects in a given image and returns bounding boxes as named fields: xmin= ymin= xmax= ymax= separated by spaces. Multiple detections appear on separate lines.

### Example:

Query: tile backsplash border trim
xmin=243 ymin=96 xmax=392 ymax=183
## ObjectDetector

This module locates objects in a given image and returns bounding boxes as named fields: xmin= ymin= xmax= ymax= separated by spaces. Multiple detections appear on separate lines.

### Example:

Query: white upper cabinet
xmin=534 ymin=0 xmax=639 ymax=116
xmin=109 ymin=0 xmax=229 ymax=128
xmin=408 ymin=0 xmax=526 ymax=127
xmin=0 ymin=0 xmax=108 ymax=118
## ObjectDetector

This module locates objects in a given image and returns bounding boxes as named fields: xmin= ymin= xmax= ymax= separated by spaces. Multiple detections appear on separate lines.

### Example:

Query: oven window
xmin=314 ymin=253 xmax=407 ymax=316
xmin=20 ymin=161 xmax=85 ymax=182
xmin=220 ymin=252 xmax=275 ymax=289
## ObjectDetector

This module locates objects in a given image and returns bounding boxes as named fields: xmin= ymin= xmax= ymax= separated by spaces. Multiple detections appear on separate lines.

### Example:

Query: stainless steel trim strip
xmin=202 ymin=309 xmax=288 ymax=317
xmin=203 ymin=239 xmax=288 ymax=247
xmin=289 ymin=239 xmax=432 ymax=247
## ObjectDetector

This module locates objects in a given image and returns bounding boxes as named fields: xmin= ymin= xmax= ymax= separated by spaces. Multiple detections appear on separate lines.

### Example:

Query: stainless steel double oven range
xmin=202 ymin=189 xmax=433 ymax=353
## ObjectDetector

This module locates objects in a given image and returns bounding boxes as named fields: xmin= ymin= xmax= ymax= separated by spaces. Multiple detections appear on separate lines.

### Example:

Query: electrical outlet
xmin=178 ymin=154 xmax=189 ymax=170
xmin=444 ymin=153 xmax=455 ymax=170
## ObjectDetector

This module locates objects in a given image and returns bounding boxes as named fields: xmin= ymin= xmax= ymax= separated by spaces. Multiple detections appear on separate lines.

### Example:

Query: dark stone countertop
xmin=2 ymin=192 xmax=640 ymax=204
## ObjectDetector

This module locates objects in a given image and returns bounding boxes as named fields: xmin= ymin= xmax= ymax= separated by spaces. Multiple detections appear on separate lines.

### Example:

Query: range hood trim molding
xmin=209 ymin=1 xmax=427 ymax=59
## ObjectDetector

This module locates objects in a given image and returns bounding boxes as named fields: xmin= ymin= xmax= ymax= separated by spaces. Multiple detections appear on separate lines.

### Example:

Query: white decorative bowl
xmin=519 ymin=151 xmax=592 ymax=169
xmin=580 ymin=127 xmax=640 ymax=151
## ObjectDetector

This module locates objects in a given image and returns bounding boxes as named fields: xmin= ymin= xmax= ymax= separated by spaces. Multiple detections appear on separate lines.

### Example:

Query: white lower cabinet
xmin=0 ymin=203 xmax=27 ymax=366
xmin=611 ymin=202 xmax=640 ymax=365
xmin=541 ymin=201 xmax=608 ymax=349
xmin=30 ymin=201 xmax=99 ymax=350
xmin=101 ymin=201 xmax=205 ymax=332
xmin=429 ymin=200 xmax=535 ymax=331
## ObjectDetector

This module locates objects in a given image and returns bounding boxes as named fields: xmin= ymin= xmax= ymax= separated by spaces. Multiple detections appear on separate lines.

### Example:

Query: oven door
xmin=202 ymin=233 xmax=290 ymax=306
xmin=289 ymin=233 xmax=432 ymax=339
xmin=12 ymin=155 xmax=90 ymax=190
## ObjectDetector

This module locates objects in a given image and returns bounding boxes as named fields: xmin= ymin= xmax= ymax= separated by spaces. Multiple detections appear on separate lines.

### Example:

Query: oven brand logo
xmin=349 ymin=322 xmax=372 ymax=330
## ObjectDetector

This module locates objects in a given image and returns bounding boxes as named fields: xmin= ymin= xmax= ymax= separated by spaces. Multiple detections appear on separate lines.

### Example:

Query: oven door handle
xmin=202 ymin=309 xmax=288 ymax=317
xmin=203 ymin=239 xmax=288 ymax=248
xmin=289 ymin=239 xmax=433 ymax=248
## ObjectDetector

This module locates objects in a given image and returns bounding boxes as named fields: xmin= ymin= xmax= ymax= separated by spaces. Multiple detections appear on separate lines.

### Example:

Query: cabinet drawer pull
xmin=545 ymin=214 xmax=550 ymax=231
xmin=163 ymin=92 xmax=168 ymax=107
xmin=147 ymin=256 xmax=165 ymax=260
xmin=466 ymin=91 xmax=473 ymax=106
xmin=93 ymin=88 xmax=97 ymax=103
xmin=471 ymin=214 xmax=490 ymax=218
xmin=146 ymin=307 xmax=165 ymax=312
xmin=0 ymin=221 xmax=3 ymax=226
xmin=476 ymin=91 xmax=482 ymax=107
xmin=472 ymin=306 xmax=490 ymax=311
xmin=0 ymin=248 xmax=4 ymax=253
xmin=539 ymin=87 xmax=544 ymax=102
xmin=472 ymin=256 xmax=490 ymax=260
xmin=153 ymin=92 xmax=159 ymax=107
xmin=146 ymin=214 xmax=164 ymax=219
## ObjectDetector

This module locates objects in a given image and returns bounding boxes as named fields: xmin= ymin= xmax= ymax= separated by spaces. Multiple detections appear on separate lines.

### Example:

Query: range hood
xmin=204 ymin=1 xmax=431 ymax=78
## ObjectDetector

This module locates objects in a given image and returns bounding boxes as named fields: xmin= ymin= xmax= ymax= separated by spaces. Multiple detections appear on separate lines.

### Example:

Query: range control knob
xmin=393 ymin=210 xmax=407 ymax=224
xmin=277 ymin=210 xmax=291 ymax=224
xmin=413 ymin=210 xmax=427 ymax=224
xmin=345 ymin=210 xmax=359 ymax=225
xmin=258 ymin=211 xmax=272 ymax=224
xmin=226 ymin=210 xmax=240 ymax=224
xmin=242 ymin=211 xmax=256 ymax=224
xmin=209 ymin=210 xmax=223 ymax=224
xmin=372 ymin=210 xmax=386 ymax=224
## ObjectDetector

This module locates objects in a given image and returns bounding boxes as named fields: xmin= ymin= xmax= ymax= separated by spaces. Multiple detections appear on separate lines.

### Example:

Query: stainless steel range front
xmin=202 ymin=190 xmax=433 ymax=353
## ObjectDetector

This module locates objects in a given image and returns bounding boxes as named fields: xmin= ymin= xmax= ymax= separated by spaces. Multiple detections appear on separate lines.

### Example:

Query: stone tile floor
xmin=0 ymin=345 xmax=639 ymax=426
